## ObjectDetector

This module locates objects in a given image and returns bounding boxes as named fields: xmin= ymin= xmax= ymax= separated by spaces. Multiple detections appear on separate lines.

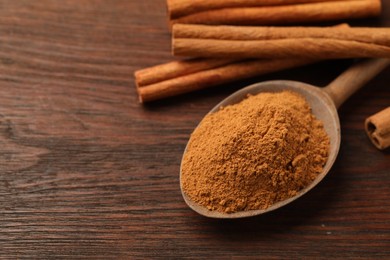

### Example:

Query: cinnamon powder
xmin=181 ymin=91 xmax=330 ymax=213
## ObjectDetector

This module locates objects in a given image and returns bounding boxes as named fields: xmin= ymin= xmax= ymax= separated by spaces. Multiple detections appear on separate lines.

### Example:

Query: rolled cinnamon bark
xmin=135 ymin=58 xmax=314 ymax=103
xmin=365 ymin=107 xmax=390 ymax=150
xmin=173 ymin=24 xmax=390 ymax=45
xmin=170 ymin=0 xmax=381 ymax=26
xmin=135 ymin=58 xmax=236 ymax=87
xmin=167 ymin=0 xmax=358 ymax=19
xmin=174 ymin=38 xmax=390 ymax=59
xmin=172 ymin=26 xmax=390 ymax=59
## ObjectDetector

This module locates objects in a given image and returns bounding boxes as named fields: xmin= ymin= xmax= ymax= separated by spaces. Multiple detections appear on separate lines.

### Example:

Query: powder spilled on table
xmin=181 ymin=91 xmax=330 ymax=213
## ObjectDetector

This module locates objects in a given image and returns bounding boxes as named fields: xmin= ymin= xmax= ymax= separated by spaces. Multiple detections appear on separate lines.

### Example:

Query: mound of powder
xmin=181 ymin=91 xmax=330 ymax=213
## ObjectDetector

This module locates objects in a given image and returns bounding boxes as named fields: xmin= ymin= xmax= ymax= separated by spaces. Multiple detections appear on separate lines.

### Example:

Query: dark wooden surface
xmin=0 ymin=0 xmax=389 ymax=258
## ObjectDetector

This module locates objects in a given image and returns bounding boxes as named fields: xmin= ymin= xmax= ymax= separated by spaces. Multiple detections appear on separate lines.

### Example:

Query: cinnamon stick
xmin=174 ymin=24 xmax=390 ymax=45
xmin=365 ymin=107 xmax=390 ymax=150
xmin=135 ymin=58 xmax=314 ymax=103
xmin=173 ymin=26 xmax=390 ymax=59
xmin=170 ymin=0 xmax=381 ymax=26
xmin=135 ymin=58 xmax=236 ymax=87
xmin=167 ymin=0 xmax=359 ymax=19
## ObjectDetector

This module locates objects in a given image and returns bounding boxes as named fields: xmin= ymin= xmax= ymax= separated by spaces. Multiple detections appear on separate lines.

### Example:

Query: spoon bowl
xmin=180 ymin=59 xmax=389 ymax=218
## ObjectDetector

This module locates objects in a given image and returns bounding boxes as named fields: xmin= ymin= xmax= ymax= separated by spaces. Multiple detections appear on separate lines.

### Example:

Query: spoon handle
xmin=324 ymin=58 xmax=390 ymax=109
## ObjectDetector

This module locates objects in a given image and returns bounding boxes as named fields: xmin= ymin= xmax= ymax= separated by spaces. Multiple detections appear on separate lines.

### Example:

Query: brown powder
xmin=181 ymin=91 xmax=330 ymax=213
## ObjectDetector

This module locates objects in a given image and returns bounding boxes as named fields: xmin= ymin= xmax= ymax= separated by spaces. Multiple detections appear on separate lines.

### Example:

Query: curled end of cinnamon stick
xmin=365 ymin=107 xmax=390 ymax=150
xmin=134 ymin=71 xmax=145 ymax=103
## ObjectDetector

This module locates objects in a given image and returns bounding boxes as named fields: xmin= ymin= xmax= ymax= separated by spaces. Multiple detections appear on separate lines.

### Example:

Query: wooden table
xmin=1 ymin=1 xmax=389 ymax=258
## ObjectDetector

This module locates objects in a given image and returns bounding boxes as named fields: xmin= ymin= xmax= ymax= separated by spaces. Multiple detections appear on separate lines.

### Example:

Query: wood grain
xmin=0 ymin=0 xmax=389 ymax=258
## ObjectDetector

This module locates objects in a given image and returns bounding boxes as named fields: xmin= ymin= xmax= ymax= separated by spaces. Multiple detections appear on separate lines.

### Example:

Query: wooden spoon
xmin=180 ymin=58 xmax=390 ymax=219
